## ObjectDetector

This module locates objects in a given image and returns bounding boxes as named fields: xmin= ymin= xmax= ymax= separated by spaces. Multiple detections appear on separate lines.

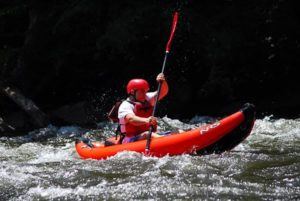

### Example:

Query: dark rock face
xmin=1 ymin=0 xmax=300 ymax=133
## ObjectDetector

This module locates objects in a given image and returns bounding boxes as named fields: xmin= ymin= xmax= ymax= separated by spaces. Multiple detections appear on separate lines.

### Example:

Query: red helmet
xmin=126 ymin=79 xmax=149 ymax=94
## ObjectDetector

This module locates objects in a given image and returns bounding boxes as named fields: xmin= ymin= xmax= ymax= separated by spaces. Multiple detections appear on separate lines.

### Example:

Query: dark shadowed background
xmin=1 ymin=0 xmax=299 ymax=133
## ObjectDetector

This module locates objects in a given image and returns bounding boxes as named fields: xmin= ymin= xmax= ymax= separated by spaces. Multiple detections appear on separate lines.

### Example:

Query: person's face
xmin=134 ymin=89 xmax=147 ymax=102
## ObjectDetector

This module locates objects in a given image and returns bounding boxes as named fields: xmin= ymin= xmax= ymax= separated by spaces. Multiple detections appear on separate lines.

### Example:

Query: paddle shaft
xmin=145 ymin=52 xmax=168 ymax=152
xmin=145 ymin=12 xmax=178 ymax=153
xmin=152 ymin=52 xmax=169 ymax=116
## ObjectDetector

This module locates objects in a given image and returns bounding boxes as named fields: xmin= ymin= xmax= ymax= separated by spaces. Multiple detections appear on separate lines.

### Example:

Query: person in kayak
xmin=118 ymin=73 xmax=169 ymax=143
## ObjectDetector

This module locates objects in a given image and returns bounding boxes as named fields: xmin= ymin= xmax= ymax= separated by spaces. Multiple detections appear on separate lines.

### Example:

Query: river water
xmin=0 ymin=116 xmax=299 ymax=200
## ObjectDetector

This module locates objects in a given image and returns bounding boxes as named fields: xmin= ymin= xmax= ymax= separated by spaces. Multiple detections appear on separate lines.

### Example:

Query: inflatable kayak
xmin=75 ymin=103 xmax=255 ymax=160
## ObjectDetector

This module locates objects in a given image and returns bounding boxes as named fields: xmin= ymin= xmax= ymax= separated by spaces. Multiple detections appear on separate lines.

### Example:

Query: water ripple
xmin=0 ymin=117 xmax=299 ymax=200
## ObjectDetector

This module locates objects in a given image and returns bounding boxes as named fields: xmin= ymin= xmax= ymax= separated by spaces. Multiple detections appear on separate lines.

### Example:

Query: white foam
xmin=1 ymin=117 xmax=300 ymax=200
xmin=28 ymin=143 xmax=75 ymax=164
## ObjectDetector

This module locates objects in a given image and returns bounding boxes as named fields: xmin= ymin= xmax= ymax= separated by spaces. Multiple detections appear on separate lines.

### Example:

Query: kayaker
xmin=118 ymin=73 xmax=169 ymax=143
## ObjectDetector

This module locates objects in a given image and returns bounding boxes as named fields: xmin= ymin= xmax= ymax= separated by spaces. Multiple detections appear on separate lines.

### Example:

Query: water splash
xmin=0 ymin=117 xmax=299 ymax=200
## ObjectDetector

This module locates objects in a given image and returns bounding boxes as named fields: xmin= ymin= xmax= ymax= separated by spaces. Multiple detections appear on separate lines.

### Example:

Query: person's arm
xmin=158 ymin=79 xmax=169 ymax=100
xmin=148 ymin=73 xmax=169 ymax=106
xmin=125 ymin=114 xmax=157 ymax=126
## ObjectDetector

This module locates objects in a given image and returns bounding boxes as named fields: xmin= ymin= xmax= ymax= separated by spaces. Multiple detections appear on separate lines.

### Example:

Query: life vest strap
xmin=115 ymin=124 xmax=126 ymax=144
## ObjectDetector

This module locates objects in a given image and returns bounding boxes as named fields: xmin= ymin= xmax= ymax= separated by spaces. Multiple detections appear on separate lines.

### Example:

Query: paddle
xmin=145 ymin=12 xmax=179 ymax=153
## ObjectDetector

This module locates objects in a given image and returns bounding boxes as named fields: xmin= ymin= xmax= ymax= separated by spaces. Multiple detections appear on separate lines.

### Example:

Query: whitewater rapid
xmin=0 ymin=116 xmax=299 ymax=200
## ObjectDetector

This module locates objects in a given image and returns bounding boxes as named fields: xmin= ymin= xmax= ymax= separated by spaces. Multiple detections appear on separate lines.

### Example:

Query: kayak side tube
xmin=75 ymin=103 xmax=256 ymax=160
xmin=196 ymin=103 xmax=255 ymax=155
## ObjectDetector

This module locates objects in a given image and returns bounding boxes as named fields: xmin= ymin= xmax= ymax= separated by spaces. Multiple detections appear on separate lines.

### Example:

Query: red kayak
xmin=75 ymin=103 xmax=255 ymax=160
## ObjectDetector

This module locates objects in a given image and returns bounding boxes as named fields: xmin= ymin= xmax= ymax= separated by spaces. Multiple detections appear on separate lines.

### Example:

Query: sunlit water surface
xmin=0 ymin=116 xmax=299 ymax=200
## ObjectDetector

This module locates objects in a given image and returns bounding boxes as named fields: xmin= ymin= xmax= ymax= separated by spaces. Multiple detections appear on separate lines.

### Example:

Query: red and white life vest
xmin=119 ymin=100 xmax=157 ymax=137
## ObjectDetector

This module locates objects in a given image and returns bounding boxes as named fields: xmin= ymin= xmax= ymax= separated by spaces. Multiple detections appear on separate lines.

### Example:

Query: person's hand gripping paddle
xmin=145 ymin=12 xmax=179 ymax=153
